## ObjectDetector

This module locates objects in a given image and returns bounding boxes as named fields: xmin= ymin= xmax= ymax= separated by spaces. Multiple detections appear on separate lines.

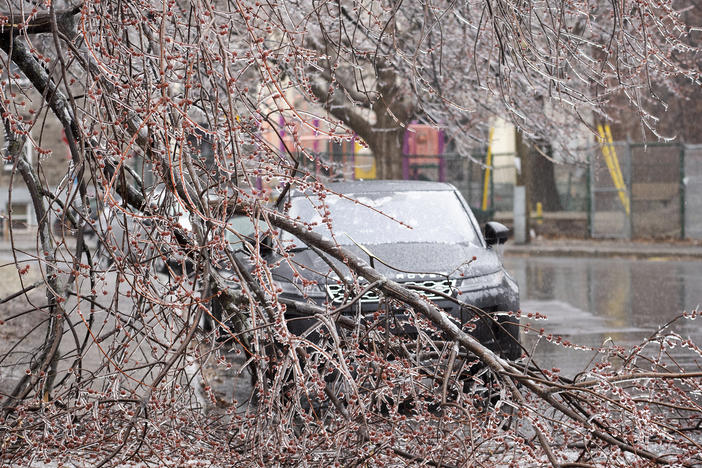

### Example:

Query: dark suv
xmin=232 ymin=180 xmax=521 ymax=360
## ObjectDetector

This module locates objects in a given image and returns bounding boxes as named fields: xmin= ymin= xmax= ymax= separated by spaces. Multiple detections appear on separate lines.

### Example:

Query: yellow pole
xmin=604 ymin=125 xmax=630 ymax=215
xmin=481 ymin=127 xmax=494 ymax=211
xmin=597 ymin=124 xmax=630 ymax=215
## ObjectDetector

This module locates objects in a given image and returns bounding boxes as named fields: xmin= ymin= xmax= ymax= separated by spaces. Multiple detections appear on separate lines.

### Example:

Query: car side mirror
xmin=259 ymin=235 xmax=274 ymax=256
xmin=484 ymin=221 xmax=509 ymax=246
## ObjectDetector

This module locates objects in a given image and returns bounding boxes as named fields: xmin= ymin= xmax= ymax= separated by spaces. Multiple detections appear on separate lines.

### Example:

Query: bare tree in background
xmin=0 ymin=0 xmax=701 ymax=466
xmin=608 ymin=1 xmax=702 ymax=142
xmin=304 ymin=0 xmax=702 ymax=174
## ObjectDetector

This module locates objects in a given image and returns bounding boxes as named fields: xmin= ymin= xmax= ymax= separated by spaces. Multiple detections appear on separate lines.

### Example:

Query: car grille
xmin=326 ymin=279 xmax=456 ymax=305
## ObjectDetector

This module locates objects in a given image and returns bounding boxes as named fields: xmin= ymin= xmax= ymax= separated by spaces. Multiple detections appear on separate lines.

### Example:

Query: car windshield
xmin=284 ymin=190 xmax=479 ymax=246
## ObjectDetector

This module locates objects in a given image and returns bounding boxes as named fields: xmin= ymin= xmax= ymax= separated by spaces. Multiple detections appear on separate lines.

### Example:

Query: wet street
xmin=504 ymin=255 xmax=702 ymax=376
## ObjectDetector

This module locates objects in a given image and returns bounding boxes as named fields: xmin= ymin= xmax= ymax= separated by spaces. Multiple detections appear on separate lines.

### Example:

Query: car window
xmin=225 ymin=216 xmax=270 ymax=249
xmin=284 ymin=190 xmax=479 ymax=246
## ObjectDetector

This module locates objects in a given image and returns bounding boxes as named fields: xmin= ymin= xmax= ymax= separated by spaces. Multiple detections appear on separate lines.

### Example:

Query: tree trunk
xmin=370 ymin=128 xmax=405 ymax=180
xmin=368 ymin=103 xmax=409 ymax=180
xmin=527 ymin=144 xmax=562 ymax=211
xmin=369 ymin=63 xmax=413 ymax=180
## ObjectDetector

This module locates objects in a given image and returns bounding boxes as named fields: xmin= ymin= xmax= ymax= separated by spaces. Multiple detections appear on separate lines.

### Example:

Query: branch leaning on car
xmin=226 ymin=200 xmax=663 ymax=465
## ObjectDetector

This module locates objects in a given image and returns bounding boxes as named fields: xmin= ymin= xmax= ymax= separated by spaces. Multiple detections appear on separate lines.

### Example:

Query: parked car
xmin=228 ymin=180 xmax=521 ymax=360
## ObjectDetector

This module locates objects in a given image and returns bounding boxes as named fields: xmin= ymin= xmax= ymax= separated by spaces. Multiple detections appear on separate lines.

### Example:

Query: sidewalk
xmin=504 ymin=238 xmax=702 ymax=260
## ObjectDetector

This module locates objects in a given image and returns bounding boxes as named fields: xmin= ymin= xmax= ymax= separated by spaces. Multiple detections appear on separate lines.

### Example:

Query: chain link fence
xmin=589 ymin=142 xmax=695 ymax=240
xmin=630 ymin=143 xmax=683 ymax=238
xmin=437 ymin=143 xmax=698 ymax=240
xmin=589 ymin=142 xmax=631 ymax=238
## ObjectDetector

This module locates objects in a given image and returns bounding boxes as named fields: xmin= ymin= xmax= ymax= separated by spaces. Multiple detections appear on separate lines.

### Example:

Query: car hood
xmin=274 ymin=242 xmax=502 ymax=285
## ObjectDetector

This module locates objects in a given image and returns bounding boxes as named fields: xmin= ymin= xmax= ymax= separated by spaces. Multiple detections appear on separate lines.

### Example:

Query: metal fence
xmin=456 ymin=153 xmax=590 ymax=215
xmin=589 ymin=142 xmax=631 ymax=239
xmin=630 ymin=143 xmax=683 ymax=239
xmin=440 ymin=143 xmax=699 ymax=240
xmin=589 ymin=142 xmax=694 ymax=239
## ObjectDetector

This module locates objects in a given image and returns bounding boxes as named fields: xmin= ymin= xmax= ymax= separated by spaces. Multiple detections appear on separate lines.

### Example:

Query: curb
xmin=504 ymin=243 xmax=702 ymax=260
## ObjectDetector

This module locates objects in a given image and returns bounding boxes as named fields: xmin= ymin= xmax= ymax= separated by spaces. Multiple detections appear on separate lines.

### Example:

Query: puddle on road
xmin=504 ymin=256 xmax=702 ymax=376
xmin=522 ymin=299 xmax=650 ymax=335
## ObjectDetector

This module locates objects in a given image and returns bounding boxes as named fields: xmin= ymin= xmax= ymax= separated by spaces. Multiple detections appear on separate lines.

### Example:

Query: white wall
xmin=491 ymin=118 xmax=516 ymax=184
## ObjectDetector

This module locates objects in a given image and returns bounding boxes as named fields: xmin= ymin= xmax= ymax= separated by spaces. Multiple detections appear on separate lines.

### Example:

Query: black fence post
xmin=587 ymin=151 xmax=592 ymax=238
xmin=626 ymin=139 xmax=633 ymax=240
xmin=680 ymin=144 xmax=686 ymax=240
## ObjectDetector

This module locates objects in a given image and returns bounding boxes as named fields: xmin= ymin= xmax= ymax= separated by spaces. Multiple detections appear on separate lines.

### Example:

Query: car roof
xmin=299 ymin=180 xmax=456 ymax=195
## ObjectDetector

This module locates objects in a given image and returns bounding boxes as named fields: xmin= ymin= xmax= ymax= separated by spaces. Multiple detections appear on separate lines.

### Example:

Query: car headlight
xmin=458 ymin=270 xmax=504 ymax=292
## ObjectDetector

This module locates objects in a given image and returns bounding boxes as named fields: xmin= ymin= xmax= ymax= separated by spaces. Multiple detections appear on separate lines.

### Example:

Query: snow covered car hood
xmin=271 ymin=241 xmax=503 ymax=287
